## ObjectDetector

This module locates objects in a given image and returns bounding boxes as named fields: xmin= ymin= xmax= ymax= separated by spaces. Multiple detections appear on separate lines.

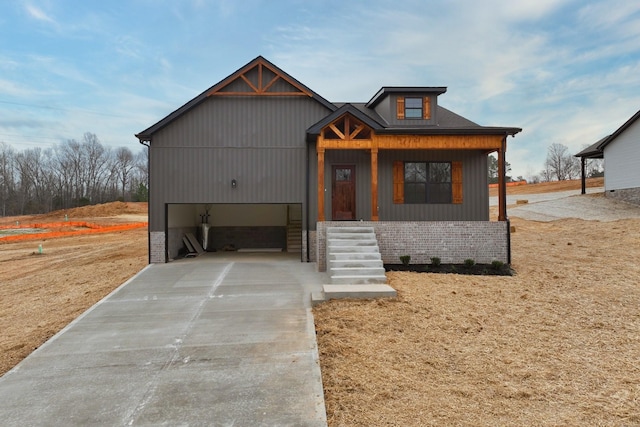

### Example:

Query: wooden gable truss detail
xmin=207 ymin=59 xmax=312 ymax=97
xmin=321 ymin=114 xmax=372 ymax=142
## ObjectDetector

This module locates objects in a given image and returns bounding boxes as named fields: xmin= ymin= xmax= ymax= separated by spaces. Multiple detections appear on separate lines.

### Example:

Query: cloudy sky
xmin=1 ymin=0 xmax=639 ymax=179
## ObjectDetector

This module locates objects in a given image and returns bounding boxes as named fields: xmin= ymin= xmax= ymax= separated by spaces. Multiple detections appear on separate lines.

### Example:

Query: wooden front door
xmin=332 ymin=165 xmax=356 ymax=220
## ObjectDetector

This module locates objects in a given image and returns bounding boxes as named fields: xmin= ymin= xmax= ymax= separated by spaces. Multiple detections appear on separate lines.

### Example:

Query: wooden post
xmin=371 ymin=148 xmax=379 ymax=221
xmin=317 ymin=148 xmax=325 ymax=222
xmin=498 ymin=139 xmax=507 ymax=222
xmin=581 ymin=157 xmax=586 ymax=195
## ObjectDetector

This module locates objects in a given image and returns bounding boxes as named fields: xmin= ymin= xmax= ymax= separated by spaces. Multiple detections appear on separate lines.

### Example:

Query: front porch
xmin=312 ymin=111 xmax=512 ymax=223
xmin=315 ymin=220 xmax=509 ymax=272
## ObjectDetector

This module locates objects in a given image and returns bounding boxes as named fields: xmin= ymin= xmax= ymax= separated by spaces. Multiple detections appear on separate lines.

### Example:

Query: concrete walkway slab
xmin=0 ymin=253 xmax=329 ymax=426
xmin=491 ymin=187 xmax=640 ymax=222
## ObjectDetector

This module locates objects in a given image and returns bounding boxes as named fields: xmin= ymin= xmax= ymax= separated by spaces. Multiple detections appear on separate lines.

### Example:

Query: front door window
xmin=332 ymin=165 xmax=356 ymax=220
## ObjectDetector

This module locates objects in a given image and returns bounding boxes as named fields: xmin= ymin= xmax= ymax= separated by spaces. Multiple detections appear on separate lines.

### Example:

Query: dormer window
xmin=405 ymin=97 xmax=423 ymax=118
xmin=396 ymin=96 xmax=431 ymax=120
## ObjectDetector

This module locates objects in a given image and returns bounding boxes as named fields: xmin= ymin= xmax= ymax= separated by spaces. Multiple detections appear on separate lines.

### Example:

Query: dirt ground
xmin=489 ymin=176 xmax=604 ymax=196
xmin=315 ymin=178 xmax=640 ymax=426
xmin=2 ymin=183 xmax=639 ymax=426
xmin=0 ymin=202 xmax=148 ymax=376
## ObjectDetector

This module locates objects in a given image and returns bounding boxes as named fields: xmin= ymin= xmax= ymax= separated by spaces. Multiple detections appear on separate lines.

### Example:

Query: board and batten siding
xmin=309 ymin=149 xmax=489 ymax=224
xmin=603 ymin=117 xmax=640 ymax=192
xmin=380 ymin=150 xmax=489 ymax=221
xmin=147 ymin=96 xmax=331 ymax=231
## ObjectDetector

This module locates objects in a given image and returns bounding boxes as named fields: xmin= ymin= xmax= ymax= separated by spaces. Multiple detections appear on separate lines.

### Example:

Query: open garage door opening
xmin=166 ymin=203 xmax=302 ymax=260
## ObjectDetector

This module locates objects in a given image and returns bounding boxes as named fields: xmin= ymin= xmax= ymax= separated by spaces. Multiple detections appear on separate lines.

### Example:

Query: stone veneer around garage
xmin=606 ymin=187 xmax=640 ymax=206
xmin=315 ymin=221 xmax=509 ymax=272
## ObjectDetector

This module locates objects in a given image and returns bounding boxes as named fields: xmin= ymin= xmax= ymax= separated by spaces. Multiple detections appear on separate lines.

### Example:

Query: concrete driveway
xmin=492 ymin=187 xmax=640 ymax=222
xmin=0 ymin=252 xmax=329 ymax=426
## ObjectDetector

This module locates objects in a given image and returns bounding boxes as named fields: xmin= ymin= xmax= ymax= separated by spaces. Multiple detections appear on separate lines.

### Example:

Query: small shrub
xmin=491 ymin=260 xmax=505 ymax=271
xmin=430 ymin=257 xmax=441 ymax=267
xmin=399 ymin=255 xmax=411 ymax=266
xmin=464 ymin=258 xmax=476 ymax=268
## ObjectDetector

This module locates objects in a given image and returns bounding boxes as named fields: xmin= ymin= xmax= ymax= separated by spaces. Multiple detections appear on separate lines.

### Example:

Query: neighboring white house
xmin=576 ymin=109 xmax=640 ymax=205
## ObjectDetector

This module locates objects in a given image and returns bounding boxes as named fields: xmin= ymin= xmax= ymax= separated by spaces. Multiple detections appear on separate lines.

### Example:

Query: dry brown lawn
xmin=2 ymin=184 xmax=639 ymax=427
xmin=314 ymin=181 xmax=640 ymax=426
xmin=0 ymin=203 xmax=148 ymax=375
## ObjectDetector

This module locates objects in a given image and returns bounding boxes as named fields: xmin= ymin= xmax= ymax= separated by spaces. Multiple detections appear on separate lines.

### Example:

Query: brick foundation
xmin=316 ymin=221 xmax=509 ymax=272
xmin=308 ymin=231 xmax=317 ymax=263
xmin=150 ymin=231 xmax=165 ymax=263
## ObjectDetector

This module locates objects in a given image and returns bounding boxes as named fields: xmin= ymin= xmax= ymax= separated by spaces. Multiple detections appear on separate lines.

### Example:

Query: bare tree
xmin=114 ymin=147 xmax=135 ymax=201
xmin=0 ymin=142 xmax=16 ymax=216
xmin=15 ymin=148 xmax=55 ymax=214
xmin=545 ymin=143 xmax=579 ymax=181
xmin=135 ymin=147 xmax=148 ymax=188
xmin=131 ymin=148 xmax=149 ymax=201
xmin=82 ymin=133 xmax=111 ymax=203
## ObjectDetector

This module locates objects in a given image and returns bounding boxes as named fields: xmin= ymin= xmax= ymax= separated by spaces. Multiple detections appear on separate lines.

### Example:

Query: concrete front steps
xmin=326 ymin=226 xmax=387 ymax=285
xmin=312 ymin=226 xmax=395 ymax=304
xmin=312 ymin=284 xmax=397 ymax=306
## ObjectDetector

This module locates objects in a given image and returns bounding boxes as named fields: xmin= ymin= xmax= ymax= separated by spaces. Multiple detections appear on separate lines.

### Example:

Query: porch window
xmin=404 ymin=162 xmax=451 ymax=203
xmin=394 ymin=161 xmax=463 ymax=204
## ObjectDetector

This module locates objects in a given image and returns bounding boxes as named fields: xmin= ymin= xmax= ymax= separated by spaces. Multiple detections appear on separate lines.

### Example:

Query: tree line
xmin=488 ymin=142 xmax=604 ymax=184
xmin=0 ymin=133 xmax=147 ymax=217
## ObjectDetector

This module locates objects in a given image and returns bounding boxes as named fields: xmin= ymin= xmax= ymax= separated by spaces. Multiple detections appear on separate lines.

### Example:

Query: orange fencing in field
xmin=488 ymin=180 xmax=527 ymax=188
xmin=0 ymin=221 xmax=148 ymax=243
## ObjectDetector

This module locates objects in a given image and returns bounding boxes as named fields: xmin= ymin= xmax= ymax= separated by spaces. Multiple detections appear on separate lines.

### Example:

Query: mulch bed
xmin=385 ymin=263 xmax=513 ymax=276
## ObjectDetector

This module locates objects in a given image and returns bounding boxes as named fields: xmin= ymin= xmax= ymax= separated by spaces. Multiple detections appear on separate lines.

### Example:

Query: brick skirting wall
xmin=316 ymin=221 xmax=509 ymax=272
xmin=150 ymin=231 xmax=165 ymax=263
xmin=606 ymin=187 xmax=640 ymax=206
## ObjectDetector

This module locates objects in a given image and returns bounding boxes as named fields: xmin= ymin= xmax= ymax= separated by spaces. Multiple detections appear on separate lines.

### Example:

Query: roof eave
xmin=376 ymin=127 xmax=522 ymax=136
xmin=306 ymin=125 xmax=521 ymax=143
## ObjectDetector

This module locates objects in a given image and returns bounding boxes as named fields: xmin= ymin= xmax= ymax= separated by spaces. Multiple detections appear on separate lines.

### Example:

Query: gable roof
xmin=136 ymin=56 xmax=336 ymax=141
xmin=575 ymin=109 xmax=640 ymax=158
xmin=306 ymin=103 xmax=386 ymax=142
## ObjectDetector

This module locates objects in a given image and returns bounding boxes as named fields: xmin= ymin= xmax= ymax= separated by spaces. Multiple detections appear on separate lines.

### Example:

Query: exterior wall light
xmin=231 ymin=179 xmax=237 ymax=189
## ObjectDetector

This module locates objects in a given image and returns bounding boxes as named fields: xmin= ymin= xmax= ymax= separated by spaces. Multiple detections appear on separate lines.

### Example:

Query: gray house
xmin=576 ymin=109 xmax=640 ymax=205
xmin=136 ymin=56 xmax=521 ymax=269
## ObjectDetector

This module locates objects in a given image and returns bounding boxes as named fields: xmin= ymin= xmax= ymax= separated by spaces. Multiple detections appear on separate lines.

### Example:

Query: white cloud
xmin=24 ymin=3 xmax=56 ymax=24
xmin=0 ymin=78 xmax=36 ymax=98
